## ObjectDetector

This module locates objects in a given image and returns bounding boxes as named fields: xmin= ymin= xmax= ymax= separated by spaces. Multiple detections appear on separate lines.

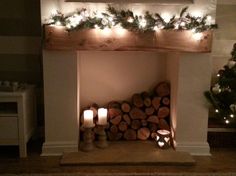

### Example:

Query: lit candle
xmin=97 ymin=108 xmax=108 ymax=125
xmin=83 ymin=110 xmax=94 ymax=128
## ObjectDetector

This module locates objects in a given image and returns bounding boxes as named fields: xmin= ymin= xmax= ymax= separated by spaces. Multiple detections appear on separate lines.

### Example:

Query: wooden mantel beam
xmin=44 ymin=25 xmax=213 ymax=53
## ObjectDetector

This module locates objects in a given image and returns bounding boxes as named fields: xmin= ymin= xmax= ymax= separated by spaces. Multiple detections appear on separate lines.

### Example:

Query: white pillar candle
xmin=98 ymin=108 xmax=108 ymax=125
xmin=83 ymin=110 xmax=94 ymax=128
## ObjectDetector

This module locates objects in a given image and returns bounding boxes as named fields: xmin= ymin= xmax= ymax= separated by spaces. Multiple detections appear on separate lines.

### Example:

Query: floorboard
xmin=0 ymin=138 xmax=235 ymax=174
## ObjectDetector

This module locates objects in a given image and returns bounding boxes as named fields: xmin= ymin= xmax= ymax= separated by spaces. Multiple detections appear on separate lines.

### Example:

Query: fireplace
xmin=40 ymin=0 xmax=216 ymax=156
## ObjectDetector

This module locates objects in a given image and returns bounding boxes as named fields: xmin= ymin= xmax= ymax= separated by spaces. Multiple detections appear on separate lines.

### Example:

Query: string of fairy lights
xmin=46 ymin=5 xmax=218 ymax=34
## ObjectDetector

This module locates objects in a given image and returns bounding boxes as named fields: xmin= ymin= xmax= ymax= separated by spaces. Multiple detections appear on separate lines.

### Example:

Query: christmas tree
xmin=205 ymin=43 xmax=236 ymax=125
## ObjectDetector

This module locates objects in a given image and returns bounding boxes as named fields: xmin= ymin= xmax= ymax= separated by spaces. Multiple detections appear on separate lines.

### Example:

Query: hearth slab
xmin=60 ymin=141 xmax=195 ymax=166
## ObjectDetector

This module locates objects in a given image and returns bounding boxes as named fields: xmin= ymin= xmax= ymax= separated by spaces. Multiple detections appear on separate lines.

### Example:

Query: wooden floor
xmin=0 ymin=139 xmax=236 ymax=174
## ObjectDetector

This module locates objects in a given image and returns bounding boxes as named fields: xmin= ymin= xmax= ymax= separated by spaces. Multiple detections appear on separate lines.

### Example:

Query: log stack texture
xmin=80 ymin=81 xmax=170 ymax=141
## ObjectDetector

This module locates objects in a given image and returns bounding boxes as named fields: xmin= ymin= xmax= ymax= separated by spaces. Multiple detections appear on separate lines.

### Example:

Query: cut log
xmin=158 ymin=106 xmax=170 ymax=118
xmin=118 ymin=121 xmax=128 ymax=132
xmin=107 ymin=131 xmax=123 ymax=141
xmin=123 ymin=114 xmax=131 ymax=125
xmin=137 ymin=128 xmax=151 ymax=140
xmin=159 ymin=119 xmax=170 ymax=130
xmin=155 ymin=82 xmax=170 ymax=97
xmin=110 ymin=115 xmax=122 ymax=125
xmin=148 ymin=123 xmax=158 ymax=132
xmin=121 ymin=101 xmax=131 ymax=113
xmin=152 ymin=97 xmax=161 ymax=110
xmin=107 ymin=101 xmax=121 ymax=109
xmin=147 ymin=115 xmax=159 ymax=124
xmin=132 ymin=93 xmax=144 ymax=108
xmin=131 ymin=120 xmax=141 ymax=130
xmin=142 ymin=92 xmax=152 ymax=107
xmin=145 ymin=107 xmax=155 ymax=116
xmin=124 ymin=129 xmax=137 ymax=140
xmin=162 ymin=97 xmax=170 ymax=106
xmin=141 ymin=119 xmax=148 ymax=127
xmin=110 ymin=125 xmax=118 ymax=134
xmin=108 ymin=108 xmax=122 ymax=119
xmin=129 ymin=107 xmax=147 ymax=120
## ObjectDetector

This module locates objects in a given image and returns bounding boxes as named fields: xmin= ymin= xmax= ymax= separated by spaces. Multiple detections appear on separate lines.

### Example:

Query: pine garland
xmin=205 ymin=44 xmax=236 ymax=125
xmin=47 ymin=5 xmax=218 ymax=33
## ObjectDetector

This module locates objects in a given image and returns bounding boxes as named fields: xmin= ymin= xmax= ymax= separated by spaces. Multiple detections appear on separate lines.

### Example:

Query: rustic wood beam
xmin=44 ymin=25 xmax=213 ymax=53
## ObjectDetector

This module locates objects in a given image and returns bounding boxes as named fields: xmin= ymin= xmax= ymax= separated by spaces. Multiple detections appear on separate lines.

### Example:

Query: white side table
xmin=0 ymin=86 xmax=36 ymax=158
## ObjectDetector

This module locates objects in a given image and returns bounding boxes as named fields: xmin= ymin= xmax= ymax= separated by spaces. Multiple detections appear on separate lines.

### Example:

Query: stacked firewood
xmin=80 ymin=81 xmax=170 ymax=141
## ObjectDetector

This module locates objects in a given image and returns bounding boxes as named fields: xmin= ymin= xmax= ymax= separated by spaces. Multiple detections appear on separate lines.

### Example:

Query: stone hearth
xmin=61 ymin=141 xmax=195 ymax=165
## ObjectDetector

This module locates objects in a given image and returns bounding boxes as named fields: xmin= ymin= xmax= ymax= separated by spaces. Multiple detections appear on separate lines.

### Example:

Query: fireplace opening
xmin=78 ymin=51 xmax=172 ymax=145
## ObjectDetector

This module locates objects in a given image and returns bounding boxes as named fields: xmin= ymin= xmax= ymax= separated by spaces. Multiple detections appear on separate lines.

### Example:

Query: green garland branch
xmin=47 ymin=5 xmax=218 ymax=33
xmin=205 ymin=43 xmax=236 ymax=125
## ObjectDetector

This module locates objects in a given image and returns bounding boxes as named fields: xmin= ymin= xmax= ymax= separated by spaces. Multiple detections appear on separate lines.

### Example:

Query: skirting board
xmin=41 ymin=141 xmax=78 ymax=156
xmin=175 ymin=142 xmax=211 ymax=156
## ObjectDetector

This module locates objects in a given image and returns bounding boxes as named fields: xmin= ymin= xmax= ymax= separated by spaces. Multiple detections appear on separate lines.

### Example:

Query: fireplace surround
xmin=41 ymin=0 xmax=216 ymax=156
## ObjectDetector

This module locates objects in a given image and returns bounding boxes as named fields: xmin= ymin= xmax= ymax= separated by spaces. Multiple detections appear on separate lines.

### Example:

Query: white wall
xmin=79 ymin=51 xmax=167 ymax=108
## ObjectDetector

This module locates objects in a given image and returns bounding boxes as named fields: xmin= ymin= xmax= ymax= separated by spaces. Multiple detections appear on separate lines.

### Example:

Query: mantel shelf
xmin=44 ymin=25 xmax=213 ymax=53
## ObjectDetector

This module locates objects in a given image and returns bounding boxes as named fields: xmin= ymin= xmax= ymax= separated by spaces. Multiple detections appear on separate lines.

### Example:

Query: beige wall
xmin=79 ymin=51 xmax=167 ymax=108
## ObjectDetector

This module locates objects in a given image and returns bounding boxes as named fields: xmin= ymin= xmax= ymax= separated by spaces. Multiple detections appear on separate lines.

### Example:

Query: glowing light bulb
xmin=55 ymin=21 xmax=62 ymax=26
xmin=154 ymin=26 xmax=161 ymax=32
xmin=217 ymin=73 xmax=220 ymax=77
xmin=206 ymin=15 xmax=213 ymax=25
xmin=230 ymin=114 xmax=234 ymax=118
xmin=108 ymin=16 xmax=115 ymax=26
xmin=127 ymin=17 xmax=134 ymax=23
xmin=191 ymin=28 xmax=196 ymax=33
xmin=108 ymin=16 xmax=113 ymax=22
xmin=94 ymin=24 xmax=99 ymax=29
xmin=115 ymin=26 xmax=126 ymax=36
xmin=162 ymin=13 xmax=171 ymax=23
xmin=66 ymin=24 xmax=72 ymax=29
xmin=206 ymin=15 xmax=212 ymax=21
xmin=224 ymin=117 xmax=227 ymax=120
xmin=192 ymin=32 xmax=203 ymax=41
xmin=101 ymin=27 xmax=112 ymax=36
xmin=215 ymin=109 xmax=219 ymax=113
xmin=139 ymin=19 xmax=147 ymax=28
xmin=174 ymin=24 xmax=180 ymax=30
xmin=180 ymin=21 xmax=186 ymax=27
xmin=225 ymin=120 xmax=230 ymax=124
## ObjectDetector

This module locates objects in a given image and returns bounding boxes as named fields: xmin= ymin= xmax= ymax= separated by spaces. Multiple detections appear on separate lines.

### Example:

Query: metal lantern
xmin=156 ymin=129 xmax=171 ymax=149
